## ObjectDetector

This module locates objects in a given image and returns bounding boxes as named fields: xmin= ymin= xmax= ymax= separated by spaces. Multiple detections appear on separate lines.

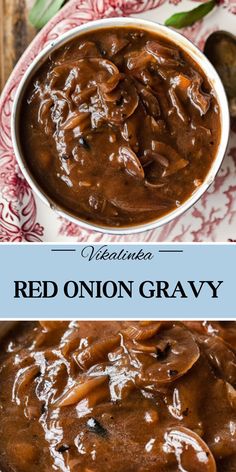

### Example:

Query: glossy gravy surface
xmin=0 ymin=321 xmax=236 ymax=472
xmin=20 ymin=28 xmax=221 ymax=227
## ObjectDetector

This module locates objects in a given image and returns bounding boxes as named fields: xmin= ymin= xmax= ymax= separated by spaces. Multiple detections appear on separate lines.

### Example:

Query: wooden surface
xmin=0 ymin=0 xmax=36 ymax=93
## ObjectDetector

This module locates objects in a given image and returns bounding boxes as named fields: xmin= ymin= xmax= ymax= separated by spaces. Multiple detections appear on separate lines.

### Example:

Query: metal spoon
xmin=204 ymin=30 xmax=236 ymax=117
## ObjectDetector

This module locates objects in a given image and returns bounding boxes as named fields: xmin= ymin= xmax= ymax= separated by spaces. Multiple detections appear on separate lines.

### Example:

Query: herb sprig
xmin=29 ymin=0 xmax=67 ymax=29
xmin=165 ymin=0 xmax=216 ymax=29
xmin=29 ymin=0 xmax=217 ymax=30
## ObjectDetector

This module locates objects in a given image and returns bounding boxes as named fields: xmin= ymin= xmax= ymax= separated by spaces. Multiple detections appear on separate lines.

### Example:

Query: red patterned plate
xmin=0 ymin=0 xmax=236 ymax=242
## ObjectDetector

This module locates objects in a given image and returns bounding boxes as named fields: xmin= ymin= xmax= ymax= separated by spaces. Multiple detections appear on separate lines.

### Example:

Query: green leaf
xmin=29 ymin=0 xmax=66 ymax=29
xmin=165 ymin=0 xmax=216 ymax=29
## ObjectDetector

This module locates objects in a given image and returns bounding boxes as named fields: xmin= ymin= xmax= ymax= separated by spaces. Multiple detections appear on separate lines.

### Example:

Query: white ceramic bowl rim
xmin=11 ymin=17 xmax=230 ymax=235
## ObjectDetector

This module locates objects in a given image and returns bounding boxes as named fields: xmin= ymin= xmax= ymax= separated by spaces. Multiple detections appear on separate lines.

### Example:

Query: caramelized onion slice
xmin=144 ymin=149 xmax=169 ymax=168
xmin=205 ymin=380 xmax=236 ymax=459
xmin=226 ymin=382 xmax=236 ymax=409
xmin=105 ymin=175 xmax=175 ymax=213
xmin=101 ymin=78 xmax=139 ymax=124
xmin=152 ymin=142 xmax=188 ymax=177
xmin=74 ymin=335 xmax=120 ymax=370
xmin=54 ymin=375 xmax=109 ymax=407
xmin=72 ymin=85 xmax=97 ymax=106
xmin=101 ymin=35 xmax=129 ymax=57
xmin=163 ymin=427 xmax=216 ymax=472
xmin=121 ymin=119 xmax=139 ymax=152
xmin=202 ymin=336 xmax=236 ymax=385
xmin=52 ymin=57 xmax=120 ymax=95
xmin=94 ymin=58 xmax=120 ymax=93
xmin=144 ymin=180 xmax=165 ymax=189
xmin=13 ymin=365 xmax=40 ymax=404
xmin=61 ymin=111 xmax=91 ymax=131
xmin=99 ymin=72 xmax=122 ymax=94
xmin=117 ymin=146 xmax=144 ymax=180
xmin=122 ymin=321 xmax=162 ymax=341
xmin=126 ymin=50 xmax=154 ymax=71
xmin=145 ymin=41 xmax=181 ymax=67
xmin=110 ymin=194 xmax=170 ymax=213
xmin=59 ymin=327 xmax=80 ymax=357
xmin=188 ymin=77 xmax=211 ymax=115
xmin=77 ymin=41 xmax=101 ymax=58
xmin=169 ymin=88 xmax=189 ymax=123
xmin=138 ymin=326 xmax=200 ymax=385
xmin=173 ymin=73 xmax=192 ymax=94
xmin=135 ymin=82 xmax=160 ymax=118
xmin=38 ymin=98 xmax=53 ymax=125
xmin=95 ymin=58 xmax=119 ymax=77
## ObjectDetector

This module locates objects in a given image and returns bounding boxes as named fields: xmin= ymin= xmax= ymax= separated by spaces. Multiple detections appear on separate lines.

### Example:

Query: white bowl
xmin=11 ymin=17 xmax=230 ymax=235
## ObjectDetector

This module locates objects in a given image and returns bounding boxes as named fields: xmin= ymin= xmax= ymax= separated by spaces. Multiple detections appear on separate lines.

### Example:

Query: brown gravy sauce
xmin=20 ymin=27 xmax=221 ymax=227
xmin=0 ymin=321 xmax=235 ymax=471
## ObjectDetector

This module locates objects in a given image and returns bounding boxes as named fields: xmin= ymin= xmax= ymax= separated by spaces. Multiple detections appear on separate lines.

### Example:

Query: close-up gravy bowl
xmin=11 ymin=17 xmax=230 ymax=235
xmin=0 ymin=320 xmax=236 ymax=471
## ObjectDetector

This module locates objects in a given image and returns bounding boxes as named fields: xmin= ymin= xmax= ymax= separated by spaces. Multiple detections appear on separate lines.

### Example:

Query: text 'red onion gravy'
xmin=0 ymin=321 xmax=236 ymax=472
xmin=20 ymin=27 xmax=221 ymax=227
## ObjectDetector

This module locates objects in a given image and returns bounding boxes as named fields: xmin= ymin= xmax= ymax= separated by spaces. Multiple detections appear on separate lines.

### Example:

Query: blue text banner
xmin=0 ymin=243 xmax=234 ymax=318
